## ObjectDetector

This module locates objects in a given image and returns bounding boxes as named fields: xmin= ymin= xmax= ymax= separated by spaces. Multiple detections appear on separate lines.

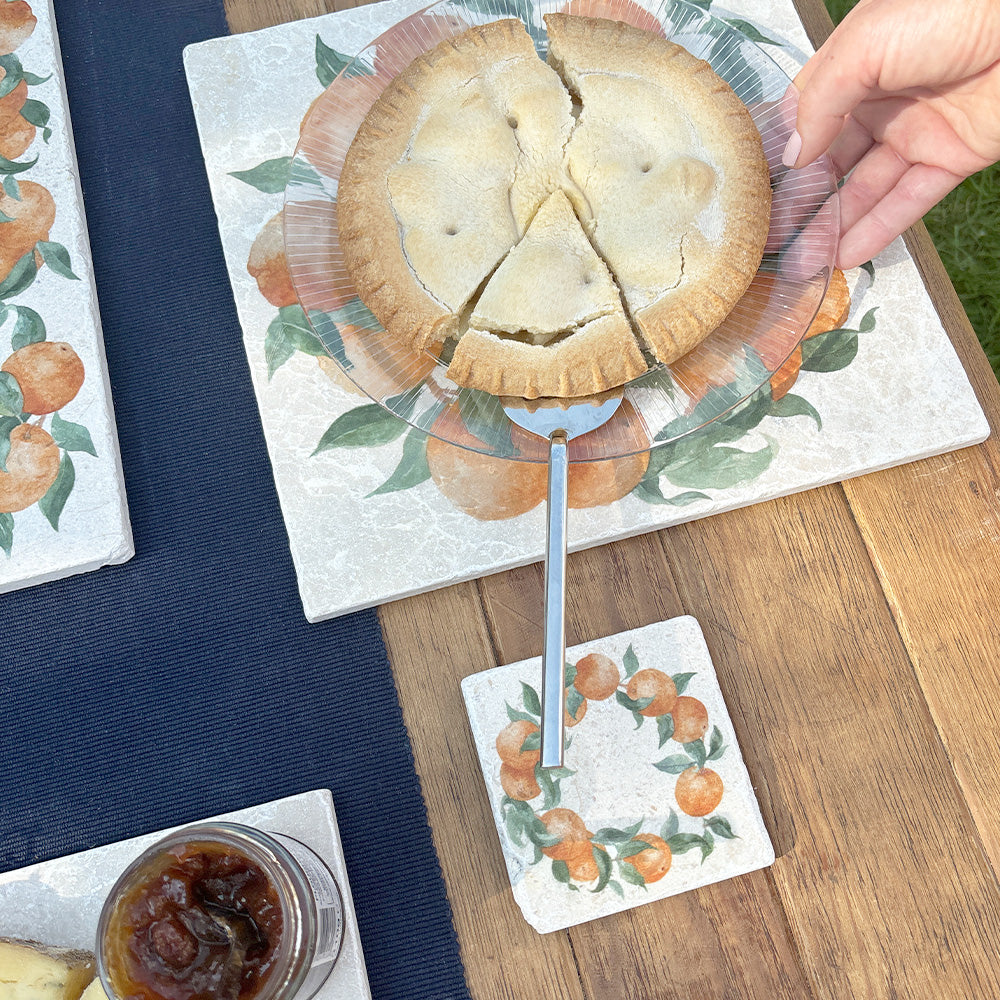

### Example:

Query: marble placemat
xmin=184 ymin=0 xmax=988 ymax=622
xmin=0 ymin=0 xmax=132 ymax=593
xmin=461 ymin=617 xmax=774 ymax=932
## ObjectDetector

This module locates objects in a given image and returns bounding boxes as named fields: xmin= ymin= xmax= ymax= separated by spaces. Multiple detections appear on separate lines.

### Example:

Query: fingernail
xmin=781 ymin=129 xmax=802 ymax=169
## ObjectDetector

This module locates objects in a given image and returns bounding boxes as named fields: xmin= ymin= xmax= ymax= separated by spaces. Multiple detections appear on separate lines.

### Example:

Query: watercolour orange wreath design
xmin=495 ymin=644 xmax=737 ymax=894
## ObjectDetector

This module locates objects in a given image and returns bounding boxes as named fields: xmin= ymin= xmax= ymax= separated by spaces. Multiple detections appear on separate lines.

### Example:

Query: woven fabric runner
xmin=0 ymin=2 xmax=469 ymax=997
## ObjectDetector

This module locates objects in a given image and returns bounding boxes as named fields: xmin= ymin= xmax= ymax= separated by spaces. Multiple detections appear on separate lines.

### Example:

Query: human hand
xmin=783 ymin=0 xmax=1000 ymax=269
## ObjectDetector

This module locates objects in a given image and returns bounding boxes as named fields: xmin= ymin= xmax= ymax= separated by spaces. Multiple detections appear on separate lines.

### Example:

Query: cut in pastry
xmin=337 ymin=14 xmax=772 ymax=398
xmin=448 ymin=189 xmax=647 ymax=397
xmin=545 ymin=14 xmax=772 ymax=363
xmin=337 ymin=19 xmax=574 ymax=352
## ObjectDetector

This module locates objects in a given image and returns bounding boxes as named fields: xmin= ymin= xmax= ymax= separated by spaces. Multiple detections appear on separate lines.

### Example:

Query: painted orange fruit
xmin=426 ymin=408 xmax=547 ymax=521
xmin=0 ymin=180 xmax=55 ymax=282
xmin=0 ymin=423 xmax=59 ymax=512
xmin=565 ymin=696 xmax=587 ymax=727
xmin=627 ymin=834 xmax=672 ymax=884
xmin=499 ymin=762 xmax=540 ymax=801
xmin=540 ymin=808 xmax=592 ymax=862
xmin=0 ymin=1 xmax=36 ymax=56
xmin=247 ymin=210 xmax=297 ymax=308
xmin=2 ymin=342 xmax=84 ymax=414
xmin=495 ymin=718 xmax=540 ymax=771
xmin=572 ymin=652 xmax=620 ymax=701
xmin=675 ymin=766 xmax=724 ymax=817
xmin=625 ymin=668 xmax=677 ymax=717
xmin=563 ymin=841 xmax=608 ymax=883
xmin=670 ymin=695 xmax=709 ymax=743
xmin=0 ymin=114 xmax=34 ymax=160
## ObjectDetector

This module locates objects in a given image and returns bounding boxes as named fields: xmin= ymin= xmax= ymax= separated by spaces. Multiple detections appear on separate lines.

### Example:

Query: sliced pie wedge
xmin=545 ymin=14 xmax=771 ymax=364
xmin=337 ymin=19 xmax=574 ymax=353
xmin=448 ymin=189 xmax=647 ymax=398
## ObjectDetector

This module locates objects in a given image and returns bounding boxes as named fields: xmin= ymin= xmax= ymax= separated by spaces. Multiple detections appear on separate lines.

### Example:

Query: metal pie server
xmin=503 ymin=393 xmax=623 ymax=768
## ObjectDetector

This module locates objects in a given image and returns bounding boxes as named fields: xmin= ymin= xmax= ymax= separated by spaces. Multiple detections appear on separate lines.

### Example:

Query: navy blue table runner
xmin=0 ymin=3 xmax=469 ymax=997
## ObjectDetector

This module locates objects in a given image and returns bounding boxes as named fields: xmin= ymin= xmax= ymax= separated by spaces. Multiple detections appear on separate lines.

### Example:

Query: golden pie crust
xmin=337 ymin=15 xmax=772 ymax=399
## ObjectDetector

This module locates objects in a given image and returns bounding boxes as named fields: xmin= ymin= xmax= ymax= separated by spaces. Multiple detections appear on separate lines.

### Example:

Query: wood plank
xmin=379 ymin=585 xmax=587 ymax=1000
xmin=664 ymin=487 xmax=1000 ymax=999
xmin=480 ymin=533 xmax=813 ymax=999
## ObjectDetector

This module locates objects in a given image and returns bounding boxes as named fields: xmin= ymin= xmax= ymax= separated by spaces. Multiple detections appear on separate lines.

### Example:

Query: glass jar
xmin=97 ymin=822 xmax=344 ymax=1000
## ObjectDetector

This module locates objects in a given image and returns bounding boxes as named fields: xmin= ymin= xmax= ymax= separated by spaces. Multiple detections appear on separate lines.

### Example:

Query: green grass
xmin=822 ymin=0 xmax=1000 ymax=377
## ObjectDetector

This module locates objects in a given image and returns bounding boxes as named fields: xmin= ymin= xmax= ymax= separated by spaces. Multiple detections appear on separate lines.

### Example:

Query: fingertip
xmin=781 ymin=129 xmax=803 ymax=169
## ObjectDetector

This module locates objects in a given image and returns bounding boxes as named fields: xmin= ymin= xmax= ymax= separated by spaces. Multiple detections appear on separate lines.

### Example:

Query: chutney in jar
xmin=101 ymin=841 xmax=284 ymax=1000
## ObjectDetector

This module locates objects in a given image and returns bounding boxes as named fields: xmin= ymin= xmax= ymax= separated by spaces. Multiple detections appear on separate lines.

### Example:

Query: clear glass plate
xmin=284 ymin=0 xmax=839 ymax=463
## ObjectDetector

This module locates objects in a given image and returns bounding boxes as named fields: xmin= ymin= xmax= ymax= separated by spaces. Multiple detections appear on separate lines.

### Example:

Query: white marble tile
xmin=461 ymin=617 xmax=774 ymax=933
xmin=184 ymin=0 xmax=988 ymax=622
xmin=0 ymin=0 xmax=133 ymax=593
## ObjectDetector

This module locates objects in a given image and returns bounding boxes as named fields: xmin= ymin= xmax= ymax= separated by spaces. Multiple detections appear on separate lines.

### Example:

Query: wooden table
xmin=225 ymin=0 xmax=1000 ymax=994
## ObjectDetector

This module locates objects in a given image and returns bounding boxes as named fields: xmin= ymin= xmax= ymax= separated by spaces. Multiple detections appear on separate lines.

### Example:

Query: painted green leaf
xmin=591 ymin=821 xmax=643 ymax=845
xmin=315 ymin=35 xmax=375 ymax=87
xmin=551 ymin=859 xmax=571 ymax=884
xmin=685 ymin=738 xmax=707 ymax=769
xmin=565 ymin=685 xmax=585 ymax=721
xmin=622 ymin=643 xmax=640 ymax=678
xmin=286 ymin=156 xmax=325 ymax=191
xmin=506 ymin=701 xmax=536 ymax=723
xmin=617 ymin=859 xmax=646 ymax=886
xmin=661 ymin=810 xmax=680 ymax=841
xmin=39 ymin=451 xmax=74 ymax=529
xmin=0 ymin=371 xmax=22 ymax=416
xmin=229 ymin=156 xmax=293 ymax=194
xmin=666 ymin=832 xmax=707 ymax=855
xmin=654 ymin=754 xmax=695 ymax=775
xmin=608 ymin=879 xmax=625 ymax=898
xmin=662 ymin=437 xmax=776 ymax=490
xmin=21 ymin=71 xmax=50 ymax=87
xmin=0 ymin=510 xmax=11 ymax=556
xmin=10 ymin=304 xmax=45 ymax=349
xmin=700 ymin=829 xmax=715 ymax=862
xmin=705 ymin=816 xmax=737 ymax=839
xmin=721 ymin=17 xmax=781 ymax=44
xmin=327 ymin=297 xmax=382 ymax=332
xmin=265 ymin=306 xmax=327 ymax=378
xmin=631 ymin=710 xmax=645 ymax=730
xmin=615 ymin=690 xmax=654 ymax=713
xmin=0 ymin=415 xmax=18 ymax=470
xmin=770 ymin=392 xmax=822 ymax=430
xmin=524 ymin=814 xmax=561 ymax=848
xmin=592 ymin=845 xmax=613 ymax=893
xmin=367 ymin=426 xmax=430 ymax=496
xmin=459 ymin=388 xmax=516 ymax=458
xmin=312 ymin=403 xmax=407 ymax=453
xmin=2 ymin=175 xmax=19 ymax=200
xmin=50 ymin=412 xmax=96 ymax=456
xmin=801 ymin=328 xmax=859 ymax=372
xmin=520 ymin=731 xmax=540 ymax=752
xmin=0 ymin=151 xmax=38 ymax=175
xmin=858 ymin=306 xmax=878 ymax=333
xmin=505 ymin=807 xmax=526 ymax=846
xmin=0 ymin=251 xmax=37 ymax=298
xmin=672 ymin=671 xmax=695 ymax=694
xmin=563 ymin=661 xmax=577 ymax=688
xmin=618 ymin=837 xmax=656 ymax=859
xmin=0 ymin=54 xmax=21 ymax=98
xmin=707 ymin=725 xmax=726 ymax=760
xmin=537 ymin=767 xmax=560 ymax=810
xmin=521 ymin=682 xmax=542 ymax=716
xmin=19 ymin=98 xmax=49 ymax=129
xmin=657 ymin=713 xmax=675 ymax=747
xmin=631 ymin=475 xmax=711 ymax=506
xmin=36 ymin=241 xmax=79 ymax=280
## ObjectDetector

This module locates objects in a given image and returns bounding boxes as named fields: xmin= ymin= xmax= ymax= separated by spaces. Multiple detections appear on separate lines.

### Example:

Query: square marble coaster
xmin=184 ymin=0 xmax=988 ymax=622
xmin=0 ymin=0 xmax=133 ymax=593
xmin=0 ymin=790 xmax=371 ymax=1000
xmin=461 ymin=618 xmax=774 ymax=933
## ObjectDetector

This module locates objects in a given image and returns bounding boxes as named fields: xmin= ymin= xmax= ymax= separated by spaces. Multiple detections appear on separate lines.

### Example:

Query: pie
xmin=337 ymin=14 xmax=772 ymax=399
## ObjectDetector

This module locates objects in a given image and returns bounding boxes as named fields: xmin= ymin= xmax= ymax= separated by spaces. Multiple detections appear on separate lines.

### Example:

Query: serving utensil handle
xmin=540 ymin=429 xmax=569 ymax=769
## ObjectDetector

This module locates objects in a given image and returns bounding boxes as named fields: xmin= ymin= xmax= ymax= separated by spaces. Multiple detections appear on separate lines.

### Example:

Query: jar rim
xmin=97 ymin=822 xmax=317 ymax=1000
